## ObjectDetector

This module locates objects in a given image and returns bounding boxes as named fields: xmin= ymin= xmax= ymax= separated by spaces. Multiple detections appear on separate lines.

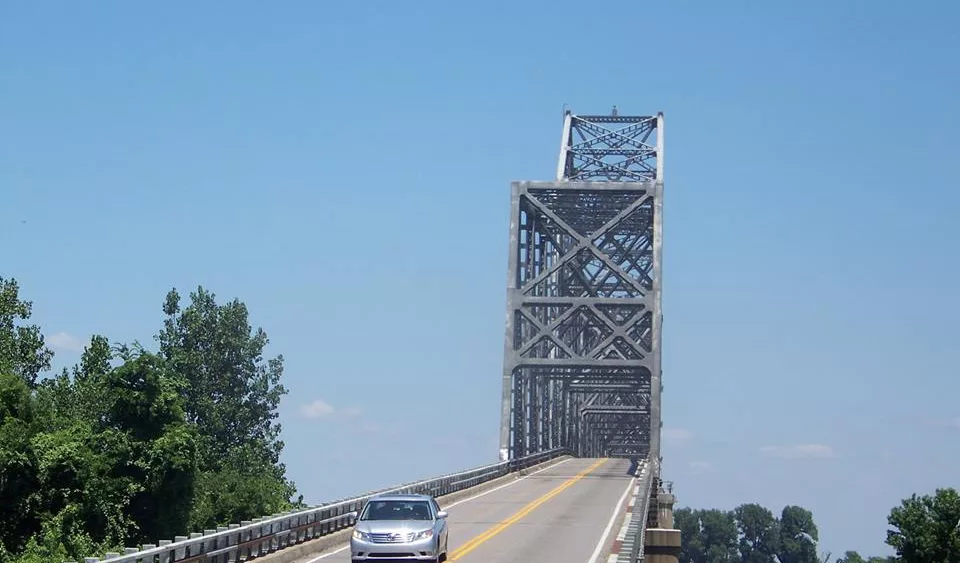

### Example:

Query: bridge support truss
xmin=499 ymin=109 xmax=665 ymax=465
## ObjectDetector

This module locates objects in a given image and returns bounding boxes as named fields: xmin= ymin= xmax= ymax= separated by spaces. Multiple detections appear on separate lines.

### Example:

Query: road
xmin=296 ymin=457 xmax=635 ymax=563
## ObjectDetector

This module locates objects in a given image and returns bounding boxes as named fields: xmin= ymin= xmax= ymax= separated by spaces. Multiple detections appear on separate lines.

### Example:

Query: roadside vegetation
xmin=0 ymin=276 xmax=300 ymax=563
xmin=676 ymin=488 xmax=960 ymax=562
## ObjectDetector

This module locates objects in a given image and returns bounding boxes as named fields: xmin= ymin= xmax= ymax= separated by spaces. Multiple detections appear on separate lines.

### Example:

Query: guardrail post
xmin=203 ymin=529 xmax=216 ymax=559
xmin=157 ymin=539 xmax=172 ymax=563
xmin=250 ymin=518 xmax=262 ymax=557
xmin=239 ymin=521 xmax=252 ymax=559
xmin=304 ymin=511 xmax=315 ymax=541
xmin=267 ymin=518 xmax=277 ymax=553
xmin=227 ymin=523 xmax=240 ymax=561
xmin=174 ymin=535 xmax=187 ymax=560
xmin=212 ymin=527 xmax=227 ymax=562
xmin=333 ymin=504 xmax=343 ymax=533
xmin=279 ymin=515 xmax=290 ymax=549
xmin=318 ymin=508 xmax=329 ymax=536
xmin=189 ymin=532 xmax=202 ymax=560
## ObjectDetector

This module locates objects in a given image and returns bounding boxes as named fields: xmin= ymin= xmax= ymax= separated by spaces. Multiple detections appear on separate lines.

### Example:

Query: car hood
xmin=355 ymin=520 xmax=433 ymax=534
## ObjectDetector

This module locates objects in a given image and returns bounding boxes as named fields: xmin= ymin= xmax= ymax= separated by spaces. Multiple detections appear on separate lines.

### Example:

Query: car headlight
xmin=353 ymin=530 xmax=370 ymax=541
xmin=413 ymin=529 xmax=434 ymax=540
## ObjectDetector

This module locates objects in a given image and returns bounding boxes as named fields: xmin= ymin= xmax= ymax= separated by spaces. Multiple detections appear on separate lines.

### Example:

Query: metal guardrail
xmin=68 ymin=448 xmax=568 ymax=563
xmin=617 ymin=458 xmax=657 ymax=563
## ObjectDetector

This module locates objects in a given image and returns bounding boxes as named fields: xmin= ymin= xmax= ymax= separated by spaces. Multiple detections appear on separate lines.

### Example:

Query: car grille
xmin=368 ymin=532 xmax=416 ymax=543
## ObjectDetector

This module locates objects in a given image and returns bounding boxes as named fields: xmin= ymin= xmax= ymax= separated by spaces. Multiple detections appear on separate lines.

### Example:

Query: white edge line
xmin=304 ymin=457 xmax=573 ymax=562
xmin=586 ymin=475 xmax=636 ymax=563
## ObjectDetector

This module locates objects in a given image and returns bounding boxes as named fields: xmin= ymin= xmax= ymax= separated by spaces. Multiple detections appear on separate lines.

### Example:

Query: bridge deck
xmin=296 ymin=458 xmax=634 ymax=563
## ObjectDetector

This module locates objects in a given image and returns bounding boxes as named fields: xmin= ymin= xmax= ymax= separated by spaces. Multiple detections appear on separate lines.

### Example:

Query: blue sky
xmin=1 ymin=0 xmax=957 ymax=557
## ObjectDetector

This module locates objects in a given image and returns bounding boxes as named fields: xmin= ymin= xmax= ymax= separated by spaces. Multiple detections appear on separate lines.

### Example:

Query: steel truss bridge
xmin=72 ymin=109 xmax=681 ymax=563
xmin=499 ymin=108 xmax=664 ymax=465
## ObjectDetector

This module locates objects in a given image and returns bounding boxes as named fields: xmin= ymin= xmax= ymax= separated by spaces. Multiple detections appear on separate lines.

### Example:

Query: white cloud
xmin=662 ymin=427 xmax=693 ymax=445
xmin=759 ymin=444 xmax=835 ymax=460
xmin=47 ymin=331 xmax=84 ymax=353
xmin=299 ymin=399 xmax=362 ymax=420
xmin=300 ymin=399 xmax=335 ymax=419
xmin=687 ymin=461 xmax=716 ymax=474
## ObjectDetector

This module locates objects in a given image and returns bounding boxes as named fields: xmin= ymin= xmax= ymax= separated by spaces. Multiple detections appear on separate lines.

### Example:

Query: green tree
xmin=0 ymin=277 xmax=53 ymax=387
xmin=835 ymin=552 xmax=894 ymax=563
xmin=100 ymin=347 xmax=198 ymax=542
xmin=0 ymin=371 xmax=41 ymax=557
xmin=735 ymin=503 xmax=780 ymax=563
xmin=675 ymin=508 xmax=706 ymax=562
xmin=1 ymin=279 xmax=301 ymax=562
xmin=886 ymin=487 xmax=960 ymax=562
xmin=779 ymin=505 xmax=820 ymax=563
xmin=699 ymin=509 xmax=739 ymax=562
xmin=6 ymin=343 xmax=199 ymax=563
xmin=34 ymin=335 xmax=113 ymax=430
xmin=674 ymin=507 xmax=745 ymax=563
xmin=156 ymin=287 xmax=298 ymax=528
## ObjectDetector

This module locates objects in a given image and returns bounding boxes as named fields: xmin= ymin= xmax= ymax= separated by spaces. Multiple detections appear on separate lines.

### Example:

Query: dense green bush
xmin=0 ymin=277 xmax=300 ymax=563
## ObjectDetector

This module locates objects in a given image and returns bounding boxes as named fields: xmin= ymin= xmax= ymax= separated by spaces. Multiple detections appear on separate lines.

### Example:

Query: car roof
xmin=368 ymin=492 xmax=434 ymax=502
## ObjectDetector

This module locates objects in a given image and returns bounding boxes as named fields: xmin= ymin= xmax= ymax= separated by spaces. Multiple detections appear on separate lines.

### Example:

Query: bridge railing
xmin=68 ymin=448 xmax=569 ymax=563
xmin=616 ymin=458 xmax=657 ymax=563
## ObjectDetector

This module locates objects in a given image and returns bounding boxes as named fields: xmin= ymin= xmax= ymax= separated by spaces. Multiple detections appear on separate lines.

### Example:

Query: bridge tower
xmin=498 ymin=108 xmax=665 ymax=465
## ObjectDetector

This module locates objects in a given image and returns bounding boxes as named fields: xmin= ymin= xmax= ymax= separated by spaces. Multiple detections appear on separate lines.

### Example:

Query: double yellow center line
xmin=448 ymin=458 xmax=607 ymax=561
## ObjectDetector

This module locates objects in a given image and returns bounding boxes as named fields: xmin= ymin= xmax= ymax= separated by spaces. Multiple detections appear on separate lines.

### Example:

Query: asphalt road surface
xmin=295 ymin=457 xmax=635 ymax=563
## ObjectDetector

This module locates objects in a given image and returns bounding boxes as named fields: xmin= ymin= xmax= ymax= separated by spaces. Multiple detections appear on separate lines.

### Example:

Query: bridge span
xmin=71 ymin=109 xmax=680 ymax=563
xmin=297 ymin=458 xmax=635 ymax=563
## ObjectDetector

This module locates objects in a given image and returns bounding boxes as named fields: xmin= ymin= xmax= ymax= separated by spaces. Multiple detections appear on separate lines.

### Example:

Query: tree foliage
xmin=778 ymin=505 xmax=819 ymax=563
xmin=0 ymin=280 xmax=298 ymax=563
xmin=675 ymin=507 xmax=739 ymax=563
xmin=157 ymin=287 xmax=299 ymax=529
xmin=735 ymin=503 xmax=781 ymax=563
xmin=886 ymin=487 xmax=960 ymax=563
xmin=0 ymin=277 xmax=53 ymax=387
xmin=835 ymin=552 xmax=894 ymax=563
xmin=675 ymin=497 xmax=960 ymax=563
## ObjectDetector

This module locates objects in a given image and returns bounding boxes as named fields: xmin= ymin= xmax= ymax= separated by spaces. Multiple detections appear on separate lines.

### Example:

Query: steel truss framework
xmin=499 ymin=109 xmax=664 ymax=464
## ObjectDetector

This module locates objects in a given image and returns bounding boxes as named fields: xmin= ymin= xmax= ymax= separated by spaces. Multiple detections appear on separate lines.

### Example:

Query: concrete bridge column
xmin=644 ymin=491 xmax=681 ymax=563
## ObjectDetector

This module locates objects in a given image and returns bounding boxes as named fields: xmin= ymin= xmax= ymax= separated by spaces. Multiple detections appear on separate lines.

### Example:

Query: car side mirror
xmin=436 ymin=510 xmax=448 ymax=519
xmin=346 ymin=511 xmax=358 ymax=520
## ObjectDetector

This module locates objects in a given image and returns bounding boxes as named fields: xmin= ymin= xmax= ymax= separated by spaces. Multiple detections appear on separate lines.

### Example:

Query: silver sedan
xmin=350 ymin=493 xmax=450 ymax=563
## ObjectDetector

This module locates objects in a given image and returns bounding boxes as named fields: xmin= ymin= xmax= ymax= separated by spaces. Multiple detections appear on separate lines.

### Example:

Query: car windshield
xmin=360 ymin=500 xmax=433 ymax=521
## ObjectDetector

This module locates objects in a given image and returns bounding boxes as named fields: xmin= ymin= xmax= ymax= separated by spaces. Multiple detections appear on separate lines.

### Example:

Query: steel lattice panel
xmin=499 ymin=110 xmax=664 ymax=463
